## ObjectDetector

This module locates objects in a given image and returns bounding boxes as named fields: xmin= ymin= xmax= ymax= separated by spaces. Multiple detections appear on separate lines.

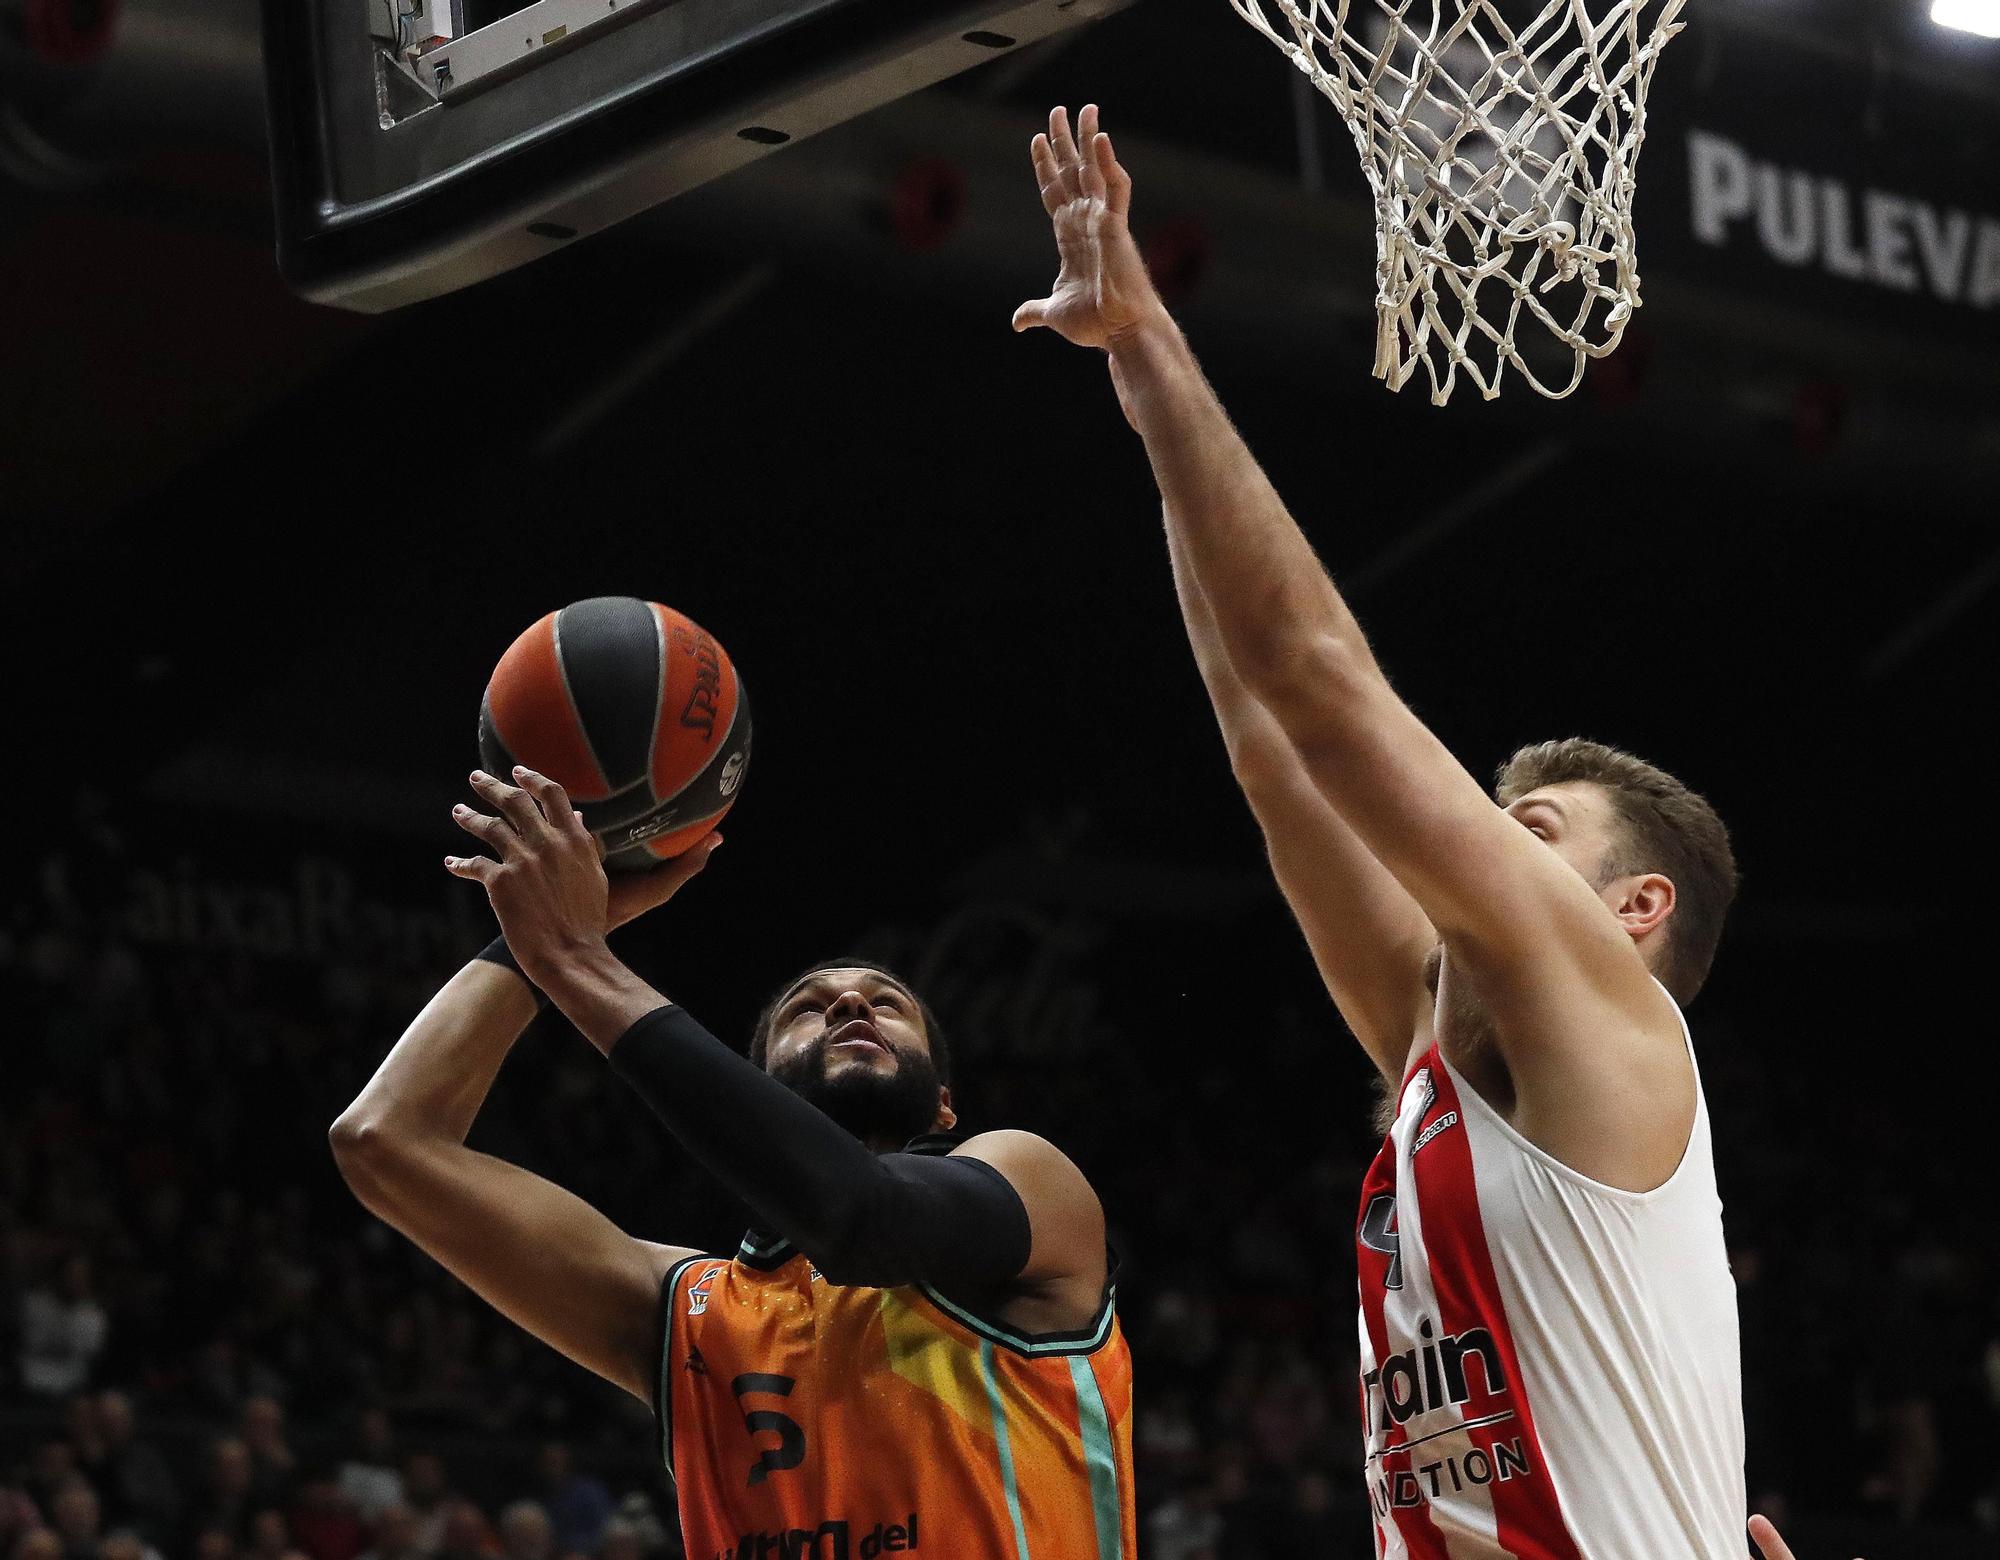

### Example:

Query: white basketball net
xmin=1229 ymin=0 xmax=1686 ymax=403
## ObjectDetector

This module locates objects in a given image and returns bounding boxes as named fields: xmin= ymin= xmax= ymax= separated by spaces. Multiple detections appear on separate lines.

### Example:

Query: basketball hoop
xmin=1230 ymin=0 xmax=1686 ymax=403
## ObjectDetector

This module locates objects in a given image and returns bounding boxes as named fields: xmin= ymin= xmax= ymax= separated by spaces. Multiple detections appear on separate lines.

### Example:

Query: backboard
xmin=263 ymin=0 xmax=1131 ymax=312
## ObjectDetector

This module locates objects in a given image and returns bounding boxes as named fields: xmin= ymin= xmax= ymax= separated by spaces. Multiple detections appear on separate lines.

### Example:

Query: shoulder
xmin=950 ymin=1130 xmax=1095 ymax=1200
xmin=951 ymin=1131 xmax=1104 ymax=1247
xmin=649 ymin=1244 xmax=720 ymax=1319
xmin=950 ymin=1132 xmax=1107 ymax=1314
xmin=643 ymin=1241 xmax=709 ymax=1283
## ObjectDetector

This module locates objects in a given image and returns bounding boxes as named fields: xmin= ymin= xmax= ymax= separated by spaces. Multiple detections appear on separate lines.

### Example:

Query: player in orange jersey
xmin=331 ymin=766 xmax=1134 ymax=1560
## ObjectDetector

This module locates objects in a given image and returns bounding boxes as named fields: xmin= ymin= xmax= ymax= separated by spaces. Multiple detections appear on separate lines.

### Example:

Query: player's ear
xmin=934 ymin=1086 xmax=958 ymax=1134
xmin=1612 ymin=872 xmax=1675 ymax=942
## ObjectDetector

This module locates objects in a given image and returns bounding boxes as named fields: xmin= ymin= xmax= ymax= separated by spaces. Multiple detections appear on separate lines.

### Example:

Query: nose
xmin=824 ymin=987 xmax=873 ymax=1027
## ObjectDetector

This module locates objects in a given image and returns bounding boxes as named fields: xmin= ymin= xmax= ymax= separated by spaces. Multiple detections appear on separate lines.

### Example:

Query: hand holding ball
xmin=477 ymin=597 xmax=751 ymax=869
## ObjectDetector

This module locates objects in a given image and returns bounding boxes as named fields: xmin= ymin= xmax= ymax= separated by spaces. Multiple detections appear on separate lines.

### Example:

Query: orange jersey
xmin=655 ymin=1229 xmax=1134 ymax=1560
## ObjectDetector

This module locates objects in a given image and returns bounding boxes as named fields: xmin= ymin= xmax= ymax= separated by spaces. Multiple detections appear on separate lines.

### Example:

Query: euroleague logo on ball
xmin=619 ymin=810 xmax=683 ymax=847
xmin=719 ymin=750 xmax=747 ymax=797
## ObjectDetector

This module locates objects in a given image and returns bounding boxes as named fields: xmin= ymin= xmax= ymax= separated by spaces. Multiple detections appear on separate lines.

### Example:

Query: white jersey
xmin=1354 ymin=999 xmax=1744 ymax=1559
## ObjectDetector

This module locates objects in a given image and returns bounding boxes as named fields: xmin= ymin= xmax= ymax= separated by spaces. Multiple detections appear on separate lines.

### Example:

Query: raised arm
xmin=328 ymin=956 xmax=691 ymax=1404
xmin=1014 ymin=107 xmax=1681 ymax=1141
xmin=446 ymin=767 xmax=1106 ymax=1327
xmin=1127 ymin=318 xmax=1646 ymax=1029
xmin=1165 ymin=518 xmax=1434 ymax=1085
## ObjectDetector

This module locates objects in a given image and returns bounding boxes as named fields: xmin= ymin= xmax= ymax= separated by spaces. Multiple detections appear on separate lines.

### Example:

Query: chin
xmin=827 ymin=1047 xmax=895 ymax=1071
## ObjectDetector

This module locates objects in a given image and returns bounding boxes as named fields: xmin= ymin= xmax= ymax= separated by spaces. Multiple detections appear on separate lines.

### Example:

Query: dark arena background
xmin=5 ymin=2 xmax=1999 ymax=1558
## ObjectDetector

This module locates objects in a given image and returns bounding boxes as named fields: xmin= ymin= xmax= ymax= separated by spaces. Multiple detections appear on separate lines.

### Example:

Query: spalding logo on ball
xmin=478 ymin=597 xmax=751 ymax=870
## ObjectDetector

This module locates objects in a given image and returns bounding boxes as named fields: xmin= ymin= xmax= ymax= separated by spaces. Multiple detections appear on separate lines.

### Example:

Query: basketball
xmin=477 ymin=596 xmax=751 ymax=870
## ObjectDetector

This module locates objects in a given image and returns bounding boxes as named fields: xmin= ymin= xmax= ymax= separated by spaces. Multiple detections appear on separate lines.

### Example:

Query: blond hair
xmin=1496 ymin=739 xmax=1737 ymax=1001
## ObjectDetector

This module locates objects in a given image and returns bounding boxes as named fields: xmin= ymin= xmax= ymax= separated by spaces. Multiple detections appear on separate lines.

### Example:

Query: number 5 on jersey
xmin=732 ymin=1374 xmax=807 ymax=1486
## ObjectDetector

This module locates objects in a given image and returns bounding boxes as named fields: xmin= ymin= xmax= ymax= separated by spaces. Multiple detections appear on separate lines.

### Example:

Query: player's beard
xmin=769 ymin=1037 xmax=944 ymax=1146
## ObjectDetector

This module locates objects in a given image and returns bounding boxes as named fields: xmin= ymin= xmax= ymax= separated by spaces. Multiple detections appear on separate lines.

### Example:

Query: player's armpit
xmin=329 ymin=1123 xmax=691 ymax=1402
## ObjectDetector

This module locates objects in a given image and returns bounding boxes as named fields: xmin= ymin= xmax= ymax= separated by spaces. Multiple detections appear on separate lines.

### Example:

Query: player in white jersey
xmin=1016 ymin=107 xmax=1747 ymax=1558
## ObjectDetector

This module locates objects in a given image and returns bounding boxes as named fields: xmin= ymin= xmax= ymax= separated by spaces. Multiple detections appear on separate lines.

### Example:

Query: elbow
xmin=1240 ymin=633 xmax=1377 ymax=735
xmin=328 ymin=1108 xmax=374 ymax=1168
xmin=328 ymin=1109 xmax=396 ymax=1200
xmin=1222 ymin=730 xmax=1294 ymax=799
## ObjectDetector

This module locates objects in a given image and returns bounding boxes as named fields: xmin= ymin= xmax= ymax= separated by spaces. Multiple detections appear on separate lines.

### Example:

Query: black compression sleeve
xmin=606 ymin=1005 xmax=1032 ymax=1290
xmin=474 ymin=935 xmax=548 ymax=1010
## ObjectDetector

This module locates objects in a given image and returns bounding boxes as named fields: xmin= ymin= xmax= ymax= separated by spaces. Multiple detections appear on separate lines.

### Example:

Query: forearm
xmin=334 ymin=958 xmax=538 ymax=1148
xmin=1164 ymin=502 xmax=1293 ymax=768
xmin=331 ymin=956 xmax=550 ymax=1239
xmin=1168 ymin=519 xmax=1433 ymax=1072
xmin=333 ymin=946 xmax=685 ymax=1401
xmin=571 ymin=994 xmax=1029 ymax=1288
xmin=531 ymin=938 xmax=677 ymax=1058
xmin=1113 ymin=321 xmax=1378 ymax=701
xmin=432 ymin=801 xmax=992 ymax=1276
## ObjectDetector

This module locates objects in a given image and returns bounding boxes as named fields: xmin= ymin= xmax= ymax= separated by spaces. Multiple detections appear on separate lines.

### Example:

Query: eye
xmin=871 ymin=994 xmax=902 ymax=1011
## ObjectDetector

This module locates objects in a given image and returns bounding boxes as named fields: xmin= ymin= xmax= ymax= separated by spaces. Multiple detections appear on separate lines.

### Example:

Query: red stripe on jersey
xmin=1355 ymin=1134 xmax=1453 ymax=1560
xmin=1411 ymin=1051 xmax=1586 ymax=1560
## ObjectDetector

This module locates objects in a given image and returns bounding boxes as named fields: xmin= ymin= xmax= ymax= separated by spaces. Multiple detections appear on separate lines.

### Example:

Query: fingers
xmin=511 ymin=765 xmax=578 ymax=832
xmin=1012 ymin=296 xmax=1050 ymax=333
xmin=661 ymin=832 xmax=723 ymax=889
xmin=469 ymin=768 xmax=550 ymax=842
xmin=1095 ymin=130 xmax=1132 ymax=219
xmin=1746 ymin=1516 xmax=1795 ymax=1560
xmin=641 ymin=834 xmax=722 ymax=907
xmin=1037 ymin=106 xmax=1123 ymax=216
xmin=452 ymin=766 xmax=583 ymax=873
xmin=1077 ymin=105 xmax=1105 ymax=202
xmin=604 ymin=832 xmax=723 ymax=930
xmin=1048 ymin=105 xmax=1082 ymax=202
xmin=1030 ymin=134 xmax=1065 ymax=217
xmin=443 ymin=853 xmax=497 ymax=884
xmin=451 ymin=802 xmax=511 ymax=855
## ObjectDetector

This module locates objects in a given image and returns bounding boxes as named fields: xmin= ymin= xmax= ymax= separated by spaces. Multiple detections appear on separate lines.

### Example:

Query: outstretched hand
xmin=446 ymin=767 xmax=719 ymax=980
xmin=1012 ymin=104 xmax=1167 ymax=351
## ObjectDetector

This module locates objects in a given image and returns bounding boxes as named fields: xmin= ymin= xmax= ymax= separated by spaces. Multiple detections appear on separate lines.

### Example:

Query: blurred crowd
xmin=4 ymin=831 xmax=1997 ymax=1560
